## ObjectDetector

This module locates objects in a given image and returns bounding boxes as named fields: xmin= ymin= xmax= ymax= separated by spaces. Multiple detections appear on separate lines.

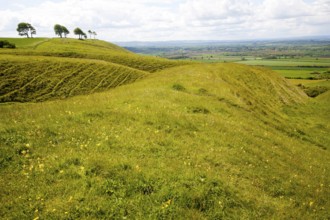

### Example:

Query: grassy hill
xmin=0 ymin=38 xmax=189 ymax=102
xmin=0 ymin=38 xmax=329 ymax=219
xmin=0 ymin=55 xmax=147 ymax=102
xmin=0 ymin=38 xmax=186 ymax=73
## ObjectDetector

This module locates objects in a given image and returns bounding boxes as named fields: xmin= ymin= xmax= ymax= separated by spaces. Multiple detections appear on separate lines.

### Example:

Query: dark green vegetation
xmin=74 ymin=28 xmax=87 ymax=40
xmin=0 ymin=40 xmax=15 ymax=49
xmin=54 ymin=24 xmax=70 ymax=38
xmin=0 ymin=38 xmax=329 ymax=219
xmin=16 ymin=22 xmax=36 ymax=38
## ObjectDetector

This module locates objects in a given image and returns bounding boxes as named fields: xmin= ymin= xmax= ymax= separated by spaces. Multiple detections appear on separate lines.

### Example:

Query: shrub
xmin=172 ymin=83 xmax=186 ymax=91
xmin=304 ymin=86 xmax=328 ymax=97
xmin=198 ymin=88 xmax=208 ymax=95
xmin=0 ymin=40 xmax=16 ymax=48
xmin=189 ymin=106 xmax=210 ymax=114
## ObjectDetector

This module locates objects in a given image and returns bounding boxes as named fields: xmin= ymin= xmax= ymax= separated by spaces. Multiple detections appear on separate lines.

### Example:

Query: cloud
xmin=260 ymin=0 xmax=311 ymax=19
xmin=0 ymin=0 xmax=329 ymax=41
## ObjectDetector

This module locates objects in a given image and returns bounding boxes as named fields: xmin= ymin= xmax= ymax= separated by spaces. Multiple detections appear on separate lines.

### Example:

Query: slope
xmin=0 ymin=38 xmax=186 ymax=73
xmin=0 ymin=37 xmax=49 ymax=48
xmin=0 ymin=38 xmax=188 ymax=102
xmin=0 ymin=55 xmax=147 ymax=102
xmin=1 ymin=63 xmax=328 ymax=219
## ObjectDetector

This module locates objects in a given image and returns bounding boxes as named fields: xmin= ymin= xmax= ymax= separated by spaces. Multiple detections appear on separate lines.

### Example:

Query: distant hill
xmin=116 ymin=36 xmax=330 ymax=47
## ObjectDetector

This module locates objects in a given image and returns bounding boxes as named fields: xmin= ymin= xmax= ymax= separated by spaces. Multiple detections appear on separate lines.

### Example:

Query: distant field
xmin=234 ymin=58 xmax=330 ymax=80
xmin=124 ymin=41 xmax=330 ymax=81
xmin=288 ymin=79 xmax=330 ymax=88
xmin=236 ymin=59 xmax=330 ymax=67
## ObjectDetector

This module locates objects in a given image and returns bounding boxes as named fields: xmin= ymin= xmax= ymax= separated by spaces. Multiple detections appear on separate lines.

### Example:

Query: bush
xmin=189 ymin=106 xmax=210 ymax=114
xmin=0 ymin=40 xmax=16 ymax=48
xmin=172 ymin=84 xmax=186 ymax=91
xmin=304 ymin=86 xmax=328 ymax=97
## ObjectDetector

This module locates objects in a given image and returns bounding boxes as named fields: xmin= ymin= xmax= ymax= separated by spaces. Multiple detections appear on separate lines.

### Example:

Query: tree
xmin=54 ymin=24 xmax=69 ymax=38
xmin=30 ymin=26 xmax=36 ymax=38
xmin=62 ymin=26 xmax=70 ymax=38
xmin=92 ymin=31 xmax=97 ymax=39
xmin=74 ymin=27 xmax=86 ymax=40
xmin=16 ymin=22 xmax=36 ymax=38
xmin=0 ymin=40 xmax=16 ymax=48
xmin=88 ymin=30 xmax=92 ymax=39
xmin=54 ymin=24 xmax=63 ymax=38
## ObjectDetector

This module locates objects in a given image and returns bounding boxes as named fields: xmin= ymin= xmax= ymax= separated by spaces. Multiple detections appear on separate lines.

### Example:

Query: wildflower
xmin=135 ymin=165 xmax=141 ymax=172
xmin=162 ymin=199 xmax=172 ymax=209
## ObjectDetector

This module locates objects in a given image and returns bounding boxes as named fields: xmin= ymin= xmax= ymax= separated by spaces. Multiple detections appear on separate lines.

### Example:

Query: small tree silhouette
xmin=17 ymin=22 xmax=36 ymax=38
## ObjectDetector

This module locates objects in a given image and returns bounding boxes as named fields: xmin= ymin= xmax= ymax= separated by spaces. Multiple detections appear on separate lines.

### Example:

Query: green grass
xmin=0 ymin=39 xmax=329 ymax=219
xmin=234 ymin=57 xmax=330 ymax=82
xmin=0 ymin=37 xmax=49 ymax=48
xmin=0 ymin=38 xmax=188 ymax=73
xmin=236 ymin=58 xmax=330 ymax=67
xmin=0 ymin=38 xmax=189 ymax=102
xmin=0 ymin=55 xmax=147 ymax=102
xmin=274 ymin=69 xmax=317 ymax=79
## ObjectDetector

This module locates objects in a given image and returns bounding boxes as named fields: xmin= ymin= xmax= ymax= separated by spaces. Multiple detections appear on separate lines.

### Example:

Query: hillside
xmin=0 ymin=55 xmax=147 ymax=102
xmin=0 ymin=38 xmax=189 ymax=102
xmin=0 ymin=39 xmax=329 ymax=219
xmin=0 ymin=38 xmax=186 ymax=73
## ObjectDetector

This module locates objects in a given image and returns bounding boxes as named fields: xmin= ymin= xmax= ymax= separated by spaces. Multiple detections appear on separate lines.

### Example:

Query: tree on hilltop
xmin=54 ymin=24 xmax=63 ymax=38
xmin=54 ymin=24 xmax=70 ymax=38
xmin=62 ymin=26 xmax=70 ymax=38
xmin=88 ymin=30 xmax=92 ymax=39
xmin=17 ymin=22 xmax=36 ymax=38
xmin=74 ymin=27 xmax=86 ymax=40
xmin=92 ymin=31 xmax=97 ymax=39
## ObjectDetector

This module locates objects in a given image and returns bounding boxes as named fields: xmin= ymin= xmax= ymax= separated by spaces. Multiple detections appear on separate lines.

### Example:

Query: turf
xmin=0 ymin=38 xmax=329 ymax=219
xmin=0 ymin=37 xmax=49 ymax=48
xmin=0 ymin=55 xmax=148 ymax=102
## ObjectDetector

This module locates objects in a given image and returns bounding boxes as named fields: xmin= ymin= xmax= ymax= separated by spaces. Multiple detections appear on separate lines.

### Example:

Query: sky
xmin=0 ymin=0 xmax=329 ymax=42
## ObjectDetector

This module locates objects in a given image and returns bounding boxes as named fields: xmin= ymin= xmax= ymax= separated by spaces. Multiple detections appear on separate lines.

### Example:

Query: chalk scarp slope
xmin=0 ymin=55 xmax=147 ymax=102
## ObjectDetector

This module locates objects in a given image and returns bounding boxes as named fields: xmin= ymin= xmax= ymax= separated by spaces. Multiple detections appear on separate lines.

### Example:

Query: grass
xmin=0 ymin=38 xmax=187 ymax=73
xmin=236 ymin=58 xmax=330 ymax=67
xmin=0 ymin=37 xmax=49 ymax=49
xmin=0 ymin=38 xmax=188 ymax=102
xmin=0 ymin=39 xmax=329 ymax=219
xmin=0 ymin=55 xmax=147 ymax=102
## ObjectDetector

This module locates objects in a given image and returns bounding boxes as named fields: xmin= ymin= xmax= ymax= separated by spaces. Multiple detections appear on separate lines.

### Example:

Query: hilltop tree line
xmin=16 ymin=22 xmax=97 ymax=40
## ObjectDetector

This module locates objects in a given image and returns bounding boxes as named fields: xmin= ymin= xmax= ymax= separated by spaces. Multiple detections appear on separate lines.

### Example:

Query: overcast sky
xmin=0 ymin=0 xmax=329 ymax=41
